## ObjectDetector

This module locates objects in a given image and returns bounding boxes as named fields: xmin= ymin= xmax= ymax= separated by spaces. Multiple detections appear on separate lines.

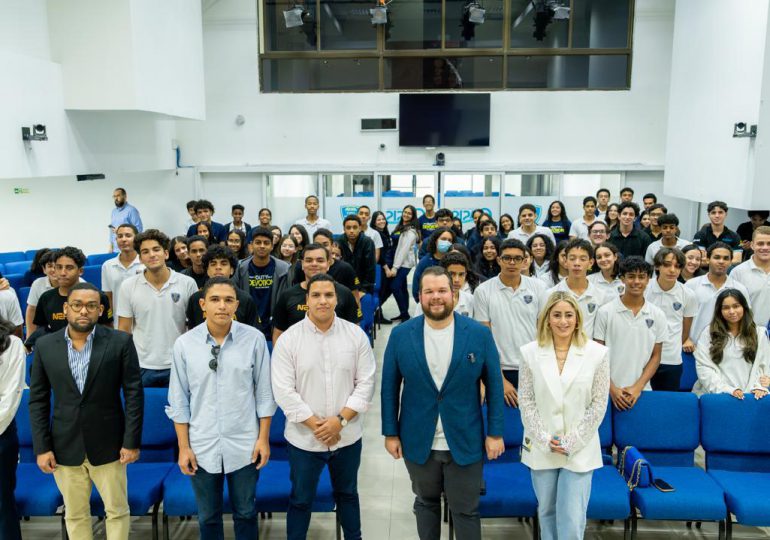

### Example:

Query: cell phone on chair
xmin=653 ymin=479 xmax=674 ymax=492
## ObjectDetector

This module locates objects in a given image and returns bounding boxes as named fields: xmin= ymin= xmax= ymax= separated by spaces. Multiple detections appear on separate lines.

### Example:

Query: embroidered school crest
xmin=645 ymin=318 xmax=654 ymax=328
xmin=617 ymin=285 xmax=624 ymax=293
xmin=673 ymin=302 xmax=682 ymax=311
xmin=171 ymin=292 xmax=180 ymax=303
xmin=587 ymin=303 xmax=596 ymax=313
xmin=523 ymin=295 xmax=533 ymax=304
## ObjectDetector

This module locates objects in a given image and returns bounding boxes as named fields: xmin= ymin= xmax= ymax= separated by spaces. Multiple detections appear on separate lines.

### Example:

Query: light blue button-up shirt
xmin=166 ymin=321 xmax=276 ymax=474
xmin=110 ymin=203 xmax=143 ymax=250
xmin=64 ymin=326 xmax=96 ymax=394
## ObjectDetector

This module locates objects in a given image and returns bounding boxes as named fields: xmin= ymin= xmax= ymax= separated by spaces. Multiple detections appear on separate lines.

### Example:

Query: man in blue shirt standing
xmin=167 ymin=276 xmax=276 ymax=540
xmin=109 ymin=188 xmax=143 ymax=252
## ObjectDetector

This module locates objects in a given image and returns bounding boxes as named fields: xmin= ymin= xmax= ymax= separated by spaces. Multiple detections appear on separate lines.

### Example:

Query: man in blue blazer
xmin=381 ymin=266 xmax=505 ymax=540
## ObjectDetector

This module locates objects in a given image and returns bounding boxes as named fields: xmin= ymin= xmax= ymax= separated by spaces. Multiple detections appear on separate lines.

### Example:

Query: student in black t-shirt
xmin=736 ymin=210 xmax=770 ymax=260
xmin=292 ymin=229 xmax=359 ymax=291
xmin=692 ymin=201 xmax=742 ymax=265
xmin=186 ymin=245 xmax=258 ymax=329
xmin=182 ymin=236 xmax=209 ymax=289
xmin=272 ymin=243 xmax=360 ymax=343
xmin=30 ymin=247 xmax=112 ymax=348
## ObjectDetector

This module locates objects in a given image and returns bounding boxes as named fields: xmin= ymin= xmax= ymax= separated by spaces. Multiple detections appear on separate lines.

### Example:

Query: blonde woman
xmin=519 ymin=291 xmax=610 ymax=540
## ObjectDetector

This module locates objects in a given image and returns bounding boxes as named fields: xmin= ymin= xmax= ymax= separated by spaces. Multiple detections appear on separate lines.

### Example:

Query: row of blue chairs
xmin=0 ymin=251 xmax=113 ymax=270
xmin=464 ymin=391 xmax=770 ymax=539
xmin=14 ymin=388 xmax=340 ymax=540
xmin=3 ymin=264 xmax=103 ymax=292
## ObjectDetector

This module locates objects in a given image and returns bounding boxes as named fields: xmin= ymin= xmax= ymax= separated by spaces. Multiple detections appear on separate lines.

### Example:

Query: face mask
xmin=437 ymin=239 xmax=452 ymax=253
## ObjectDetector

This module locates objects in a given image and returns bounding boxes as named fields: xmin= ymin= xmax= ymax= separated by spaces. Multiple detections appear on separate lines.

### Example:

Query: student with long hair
xmin=695 ymin=289 xmax=770 ymax=398
xmin=226 ymin=229 xmax=248 ymax=260
xmin=371 ymin=211 xmax=395 ymax=324
xmin=168 ymin=236 xmax=192 ymax=272
xmin=390 ymin=205 xmax=421 ymax=322
xmin=288 ymin=224 xmax=310 ymax=252
xmin=195 ymin=221 xmax=216 ymax=245
xmin=412 ymin=227 xmax=456 ymax=301
xmin=450 ymin=244 xmax=481 ymax=292
xmin=541 ymin=240 xmax=569 ymax=289
xmin=277 ymin=235 xmax=300 ymax=265
xmin=474 ymin=237 xmax=501 ymax=280
xmin=527 ymin=234 xmax=554 ymax=279
xmin=680 ymin=244 xmax=706 ymax=282
xmin=542 ymin=201 xmax=572 ymax=244
xmin=605 ymin=203 xmax=620 ymax=231
xmin=499 ymin=213 xmax=515 ymax=237
xmin=588 ymin=242 xmax=624 ymax=300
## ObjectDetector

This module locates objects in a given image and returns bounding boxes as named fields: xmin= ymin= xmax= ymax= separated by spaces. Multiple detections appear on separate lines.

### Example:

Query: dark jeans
xmin=503 ymin=369 xmax=519 ymax=388
xmin=0 ymin=420 xmax=21 ymax=540
xmin=189 ymin=463 xmax=259 ymax=540
xmin=650 ymin=363 xmax=683 ymax=392
xmin=404 ymin=451 xmax=483 ymax=540
xmin=392 ymin=267 xmax=412 ymax=318
xmin=287 ymin=440 xmax=362 ymax=540
xmin=378 ymin=265 xmax=394 ymax=311
xmin=140 ymin=368 xmax=170 ymax=388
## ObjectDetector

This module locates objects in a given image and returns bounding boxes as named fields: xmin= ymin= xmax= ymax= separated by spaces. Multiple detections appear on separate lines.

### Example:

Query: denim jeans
xmin=650 ymin=363 xmax=682 ymax=392
xmin=190 ymin=463 xmax=259 ymax=540
xmin=391 ymin=267 xmax=412 ymax=319
xmin=287 ymin=440 xmax=362 ymax=540
xmin=140 ymin=368 xmax=170 ymax=388
xmin=531 ymin=468 xmax=592 ymax=540
xmin=0 ymin=420 xmax=21 ymax=540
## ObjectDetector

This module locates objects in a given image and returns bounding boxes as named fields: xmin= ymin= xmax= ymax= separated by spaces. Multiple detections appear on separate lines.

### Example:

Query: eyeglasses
xmin=67 ymin=301 xmax=100 ymax=313
xmin=500 ymin=255 xmax=525 ymax=264
xmin=209 ymin=345 xmax=221 ymax=372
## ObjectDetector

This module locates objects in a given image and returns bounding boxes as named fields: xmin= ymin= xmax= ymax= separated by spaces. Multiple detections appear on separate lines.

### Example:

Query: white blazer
xmin=519 ymin=340 xmax=610 ymax=473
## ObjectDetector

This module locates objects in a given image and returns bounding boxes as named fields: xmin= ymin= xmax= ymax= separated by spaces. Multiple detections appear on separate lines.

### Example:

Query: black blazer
xmin=29 ymin=325 xmax=144 ymax=466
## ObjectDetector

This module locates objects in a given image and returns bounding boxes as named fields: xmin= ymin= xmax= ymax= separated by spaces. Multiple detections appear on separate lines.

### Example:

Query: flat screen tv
xmin=399 ymin=93 xmax=490 ymax=147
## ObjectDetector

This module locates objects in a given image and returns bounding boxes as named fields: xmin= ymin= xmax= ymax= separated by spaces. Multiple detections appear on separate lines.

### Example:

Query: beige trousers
xmin=53 ymin=458 xmax=130 ymax=540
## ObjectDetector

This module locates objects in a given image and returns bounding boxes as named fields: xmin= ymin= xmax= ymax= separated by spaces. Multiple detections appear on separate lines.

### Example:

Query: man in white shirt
xmin=686 ymin=241 xmax=751 ymax=343
xmin=117 ymin=229 xmax=198 ymax=388
xmin=271 ymin=273 xmax=376 ymax=540
xmin=357 ymin=205 xmax=383 ymax=262
xmin=595 ymin=188 xmax=610 ymax=221
xmin=569 ymin=196 xmax=599 ymax=240
xmin=547 ymin=239 xmax=609 ymax=338
xmin=101 ymin=224 xmax=144 ymax=328
xmin=645 ymin=248 xmax=698 ymax=391
xmin=475 ymin=239 xmax=548 ymax=405
xmin=595 ymin=257 xmax=666 ymax=411
xmin=731 ymin=225 xmax=770 ymax=325
xmin=0 ymin=290 xmax=23 ymax=338
xmin=508 ymin=204 xmax=556 ymax=246
xmin=294 ymin=195 xmax=332 ymax=238
xmin=644 ymin=213 xmax=690 ymax=265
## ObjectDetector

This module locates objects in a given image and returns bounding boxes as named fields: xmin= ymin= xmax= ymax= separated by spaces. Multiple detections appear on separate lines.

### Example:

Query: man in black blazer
xmin=29 ymin=282 xmax=143 ymax=540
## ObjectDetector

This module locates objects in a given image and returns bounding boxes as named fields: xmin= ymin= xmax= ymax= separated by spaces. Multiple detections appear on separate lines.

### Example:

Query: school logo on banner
xmin=672 ymin=302 xmax=682 ymax=311
xmin=340 ymin=206 xmax=359 ymax=219
xmin=587 ymin=303 xmax=596 ymax=313
xmin=523 ymin=295 xmax=533 ymax=304
xmin=171 ymin=292 xmax=180 ymax=303
xmin=645 ymin=318 xmax=654 ymax=328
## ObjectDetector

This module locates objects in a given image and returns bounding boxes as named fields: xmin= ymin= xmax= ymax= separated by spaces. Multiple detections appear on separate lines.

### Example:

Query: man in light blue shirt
xmin=167 ymin=276 xmax=276 ymax=540
xmin=110 ymin=188 xmax=143 ymax=252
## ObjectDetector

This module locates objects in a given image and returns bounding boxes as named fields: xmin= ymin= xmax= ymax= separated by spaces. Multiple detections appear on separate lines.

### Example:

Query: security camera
xmin=733 ymin=122 xmax=757 ymax=138
xmin=21 ymin=124 xmax=48 ymax=141
xmin=434 ymin=152 xmax=445 ymax=166
xmin=379 ymin=143 xmax=386 ymax=150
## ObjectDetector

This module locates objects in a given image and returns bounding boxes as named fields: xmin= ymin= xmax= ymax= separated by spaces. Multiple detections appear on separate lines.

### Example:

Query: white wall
xmin=0 ymin=169 xmax=196 ymax=254
xmin=175 ymin=0 xmax=675 ymax=170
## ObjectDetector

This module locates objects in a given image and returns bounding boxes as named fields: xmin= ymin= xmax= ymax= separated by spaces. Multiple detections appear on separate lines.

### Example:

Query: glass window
xmin=385 ymin=56 xmax=502 ymax=90
xmin=509 ymin=0 xmax=569 ymax=49
xmin=320 ymin=0 xmax=378 ymax=50
xmin=323 ymin=174 xmax=375 ymax=196
xmin=382 ymin=174 xmax=415 ymax=195
xmin=507 ymin=54 xmax=628 ymax=89
xmin=444 ymin=174 xmax=501 ymax=196
xmin=262 ymin=58 xmax=379 ymax=92
xmin=504 ymin=174 xmax=560 ymax=196
xmin=264 ymin=0 xmax=317 ymax=51
xmin=444 ymin=0 xmax=504 ymax=49
xmin=572 ymin=0 xmax=630 ymax=49
xmin=562 ymin=173 xmax=621 ymax=197
xmin=384 ymin=0 xmax=442 ymax=50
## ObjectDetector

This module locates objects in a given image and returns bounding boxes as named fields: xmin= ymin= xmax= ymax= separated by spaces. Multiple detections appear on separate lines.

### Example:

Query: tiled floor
xmin=19 ymin=297 xmax=770 ymax=539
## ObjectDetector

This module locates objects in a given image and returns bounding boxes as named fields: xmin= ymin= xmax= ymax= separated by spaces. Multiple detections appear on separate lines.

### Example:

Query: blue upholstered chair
xmin=86 ymin=253 xmax=115 ymax=266
xmin=4 ymin=260 xmax=32 ymax=275
xmin=613 ymin=391 xmax=727 ymax=537
xmin=0 ymin=251 xmax=26 ymax=264
xmin=700 ymin=394 xmax=770 ymax=538
xmin=81 ymin=265 xmax=102 ymax=290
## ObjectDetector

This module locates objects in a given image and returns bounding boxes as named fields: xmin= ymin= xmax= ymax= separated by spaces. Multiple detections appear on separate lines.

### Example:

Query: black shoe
xmin=397 ymin=315 xmax=410 ymax=323
xmin=378 ymin=316 xmax=393 ymax=325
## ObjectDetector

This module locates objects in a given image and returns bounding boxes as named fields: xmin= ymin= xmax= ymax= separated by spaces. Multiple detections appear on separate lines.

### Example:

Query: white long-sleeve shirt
xmin=694 ymin=326 xmax=769 ymax=395
xmin=271 ymin=316 xmax=376 ymax=452
xmin=392 ymin=228 xmax=418 ymax=270
xmin=0 ymin=336 xmax=26 ymax=435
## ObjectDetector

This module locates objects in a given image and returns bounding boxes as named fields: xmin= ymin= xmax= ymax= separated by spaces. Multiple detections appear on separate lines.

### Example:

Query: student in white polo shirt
xmin=594 ymin=257 xmax=667 ymax=410
xmin=568 ymin=197 xmax=599 ymax=240
xmin=644 ymin=213 xmax=690 ymax=265
xmin=474 ymin=239 xmax=547 ymax=405
xmin=547 ymin=239 xmax=609 ymax=338
xmin=508 ymin=204 xmax=556 ymax=246
xmin=101 ymin=223 xmax=144 ymax=328
xmin=645 ymin=248 xmax=698 ymax=391
xmin=117 ymin=229 xmax=198 ymax=388
xmin=731 ymin=225 xmax=770 ymax=326
xmin=685 ymin=241 xmax=751 ymax=343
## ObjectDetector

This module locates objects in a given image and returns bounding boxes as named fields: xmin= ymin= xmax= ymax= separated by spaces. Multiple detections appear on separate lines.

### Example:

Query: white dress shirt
xmin=295 ymin=217 xmax=333 ymax=238
xmin=271 ymin=316 xmax=376 ymax=452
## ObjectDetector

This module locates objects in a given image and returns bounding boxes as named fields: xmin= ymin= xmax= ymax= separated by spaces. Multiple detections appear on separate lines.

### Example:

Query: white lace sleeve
xmin=559 ymin=352 xmax=610 ymax=455
xmin=518 ymin=355 xmax=552 ymax=452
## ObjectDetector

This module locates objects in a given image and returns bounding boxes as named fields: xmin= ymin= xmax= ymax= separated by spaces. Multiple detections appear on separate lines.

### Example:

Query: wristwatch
xmin=337 ymin=414 xmax=348 ymax=428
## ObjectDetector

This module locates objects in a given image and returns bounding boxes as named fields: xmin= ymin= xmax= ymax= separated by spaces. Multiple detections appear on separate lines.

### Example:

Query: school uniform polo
xmin=644 ymin=280 xmax=698 ymax=366
xmin=730 ymin=258 xmax=770 ymax=325
xmin=547 ymin=279 xmax=609 ymax=338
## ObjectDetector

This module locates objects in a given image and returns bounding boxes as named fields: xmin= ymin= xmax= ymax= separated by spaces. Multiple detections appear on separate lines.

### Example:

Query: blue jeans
xmin=531 ymin=468 xmax=592 ymax=540
xmin=287 ymin=440 xmax=362 ymax=540
xmin=0 ymin=420 xmax=21 ymax=540
xmin=391 ymin=267 xmax=411 ymax=318
xmin=140 ymin=368 xmax=170 ymax=388
xmin=189 ymin=463 xmax=259 ymax=540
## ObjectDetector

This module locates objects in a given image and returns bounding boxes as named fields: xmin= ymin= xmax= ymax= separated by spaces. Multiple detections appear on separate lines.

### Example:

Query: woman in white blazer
xmin=519 ymin=291 xmax=610 ymax=540
xmin=694 ymin=288 xmax=769 ymax=399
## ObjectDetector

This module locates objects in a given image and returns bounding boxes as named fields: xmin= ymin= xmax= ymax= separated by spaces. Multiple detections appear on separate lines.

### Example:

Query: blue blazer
xmin=381 ymin=314 xmax=505 ymax=466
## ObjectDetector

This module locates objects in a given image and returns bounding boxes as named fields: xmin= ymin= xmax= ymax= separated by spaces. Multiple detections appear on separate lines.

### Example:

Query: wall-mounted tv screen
xmin=399 ymin=93 xmax=490 ymax=147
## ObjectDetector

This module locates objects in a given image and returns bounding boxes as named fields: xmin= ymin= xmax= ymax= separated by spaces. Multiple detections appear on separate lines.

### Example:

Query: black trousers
xmin=0 ymin=420 xmax=21 ymax=540
xmin=650 ymin=363 xmax=682 ymax=392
